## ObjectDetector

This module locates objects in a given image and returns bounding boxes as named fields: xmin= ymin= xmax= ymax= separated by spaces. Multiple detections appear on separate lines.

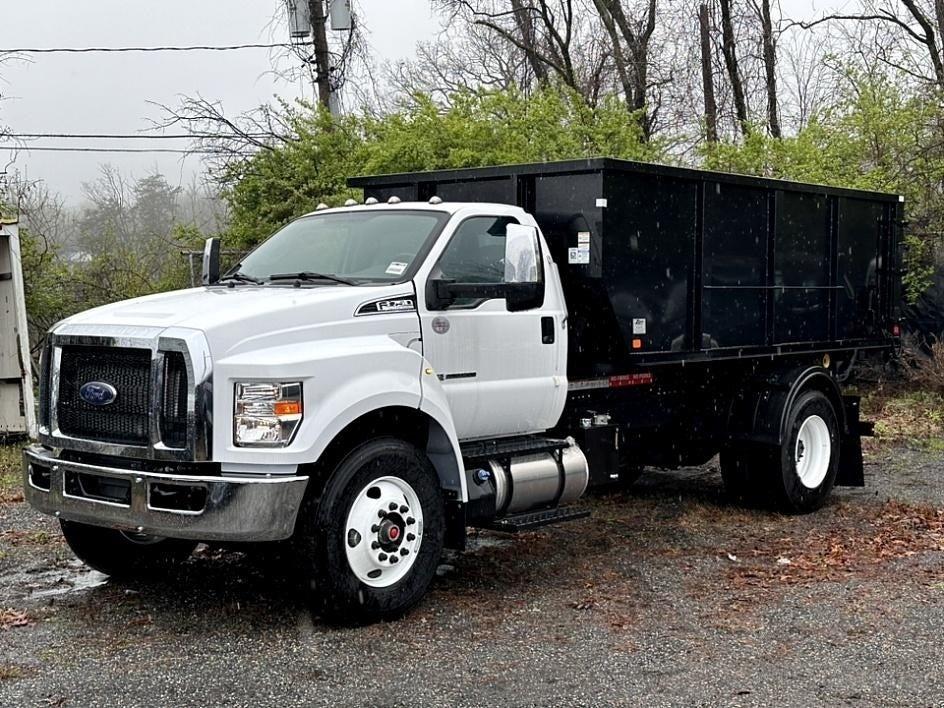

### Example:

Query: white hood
xmin=60 ymin=283 xmax=418 ymax=357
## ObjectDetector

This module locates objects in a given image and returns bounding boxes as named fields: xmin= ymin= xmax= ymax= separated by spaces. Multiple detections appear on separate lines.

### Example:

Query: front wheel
xmin=295 ymin=438 xmax=445 ymax=623
xmin=60 ymin=520 xmax=197 ymax=578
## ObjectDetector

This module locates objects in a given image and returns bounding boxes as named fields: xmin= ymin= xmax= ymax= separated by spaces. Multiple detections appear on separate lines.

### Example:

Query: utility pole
xmin=308 ymin=0 xmax=333 ymax=113
xmin=286 ymin=1 xmax=352 ymax=117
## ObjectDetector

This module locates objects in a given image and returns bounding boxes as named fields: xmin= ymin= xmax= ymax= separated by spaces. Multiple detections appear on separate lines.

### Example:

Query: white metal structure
xmin=0 ymin=220 xmax=35 ymax=437
xmin=795 ymin=415 xmax=832 ymax=489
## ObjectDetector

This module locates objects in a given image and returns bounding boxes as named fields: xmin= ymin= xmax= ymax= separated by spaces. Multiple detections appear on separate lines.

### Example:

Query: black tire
xmin=295 ymin=437 xmax=445 ymax=624
xmin=765 ymin=390 xmax=840 ymax=513
xmin=722 ymin=390 xmax=840 ymax=513
xmin=60 ymin=520 xmax=197 ymax=578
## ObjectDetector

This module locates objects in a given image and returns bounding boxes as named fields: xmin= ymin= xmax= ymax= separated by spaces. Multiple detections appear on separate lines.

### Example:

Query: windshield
xmin=235 ymin=210 xmax=449 ymax=284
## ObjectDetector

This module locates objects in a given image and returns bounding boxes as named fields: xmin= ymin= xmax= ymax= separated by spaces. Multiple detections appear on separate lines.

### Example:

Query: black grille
xmin=160 ymin=352 xmax=189 ymax=448
xmin=57 ymin=346 xmax=152 ymax=445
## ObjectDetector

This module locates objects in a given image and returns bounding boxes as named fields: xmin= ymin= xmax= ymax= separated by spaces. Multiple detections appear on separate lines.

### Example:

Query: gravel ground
xmin=0 ymin=442 xmax=942 ymax=707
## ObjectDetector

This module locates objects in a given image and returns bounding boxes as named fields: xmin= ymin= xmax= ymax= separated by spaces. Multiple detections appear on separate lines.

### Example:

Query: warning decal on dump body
xmin=568 ymin=247 xmax=590 ymax=265
xmin=632 ymin=318 xmax=647 ymax=335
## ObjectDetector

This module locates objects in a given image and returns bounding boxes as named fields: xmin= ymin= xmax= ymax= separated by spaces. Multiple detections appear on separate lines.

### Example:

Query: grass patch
xmin=861 ymin=388 xmax=944 ymax=447
xmin=0 ymin=445 xmax=23 ymax=504
xmin=0 ymin=664 xmax=30 ymax=682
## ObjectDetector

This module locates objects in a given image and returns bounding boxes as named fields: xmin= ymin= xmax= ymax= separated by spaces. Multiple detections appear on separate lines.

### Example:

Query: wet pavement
xmin=0 ymin=443 xmax=942 ymax=707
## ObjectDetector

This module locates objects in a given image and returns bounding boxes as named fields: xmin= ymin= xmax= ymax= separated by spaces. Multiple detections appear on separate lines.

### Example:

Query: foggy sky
xmin=0 ymin=0 xmax=841 ymax=204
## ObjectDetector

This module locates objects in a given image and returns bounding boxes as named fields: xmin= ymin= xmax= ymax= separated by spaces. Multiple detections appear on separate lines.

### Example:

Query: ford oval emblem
xmin=79 ymin=381 xmax=118 ymax=407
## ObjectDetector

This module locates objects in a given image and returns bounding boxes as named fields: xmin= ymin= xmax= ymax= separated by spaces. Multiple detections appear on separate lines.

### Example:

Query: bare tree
xmin=590 ymin=0 xmax=658 ymax=136
xmin=754 ymin=0 xmax=781 ymax=137
xmin=798 ymin=0 xmax=944 ymax=89
xmin=699 ymin=3 xmax=720 ymax=142
xmin=719 ymin=0 xmax=751 ymax=136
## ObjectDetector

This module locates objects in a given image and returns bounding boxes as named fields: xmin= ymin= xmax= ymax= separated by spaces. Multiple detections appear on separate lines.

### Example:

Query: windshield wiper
xmin=217 ymin=271 xmax=265 ymax=285
xmin=268 ymin=271 xmax=356 ymax=286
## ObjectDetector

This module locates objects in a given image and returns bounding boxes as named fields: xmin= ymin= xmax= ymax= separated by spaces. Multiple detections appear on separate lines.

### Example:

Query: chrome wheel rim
xmin=795 ymin=415 xmax=831 ymax=489
xmin=344 ymin=476 xmax=423 ymax=588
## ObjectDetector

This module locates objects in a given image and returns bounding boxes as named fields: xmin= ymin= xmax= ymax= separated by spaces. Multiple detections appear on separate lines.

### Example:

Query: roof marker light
xmin=387 ymin=196 xmax=401 ymax=204
xmin=344 ymin=198 xmax=358 ymax=207
xmin=429 ymin=196 xmax=443 ymax=205
xmin=315 ymin=203 xmax=329 ymax=211
xmin=365 ymin=197 xmax=379 ymax=205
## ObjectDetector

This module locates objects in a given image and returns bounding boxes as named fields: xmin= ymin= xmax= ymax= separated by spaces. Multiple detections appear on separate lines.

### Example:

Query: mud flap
xmin=837 ymin=396 xmax=868 ymax=487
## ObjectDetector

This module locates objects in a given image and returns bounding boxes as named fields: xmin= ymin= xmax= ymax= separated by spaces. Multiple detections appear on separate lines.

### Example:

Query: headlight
xmin=234 ymin=381 xmax=303 ymax=447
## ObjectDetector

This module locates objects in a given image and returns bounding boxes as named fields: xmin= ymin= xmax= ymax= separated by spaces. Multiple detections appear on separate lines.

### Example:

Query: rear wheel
xmin=767 ymin=390 xmax=840 ymax=513
xmin=60 ymin=520 xmax=197 ymax=578
xmin=722 ymin=389 xmax=840 ymax=513
xmin=295 ymin=438 xmax=445 ymax=624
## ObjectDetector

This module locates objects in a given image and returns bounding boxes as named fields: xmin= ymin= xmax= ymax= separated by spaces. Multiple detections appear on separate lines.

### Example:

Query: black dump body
xmin=350 ymin=158 xmax=902 ymax=381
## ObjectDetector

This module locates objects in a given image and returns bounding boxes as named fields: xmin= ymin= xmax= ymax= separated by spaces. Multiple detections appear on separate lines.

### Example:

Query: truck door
xmin=419 ymin=215 xmax=566 ymax=440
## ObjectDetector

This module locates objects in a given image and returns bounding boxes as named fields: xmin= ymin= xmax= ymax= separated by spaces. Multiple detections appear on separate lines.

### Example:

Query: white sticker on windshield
xmin=385 ymin=261 xmax=408 ymax=276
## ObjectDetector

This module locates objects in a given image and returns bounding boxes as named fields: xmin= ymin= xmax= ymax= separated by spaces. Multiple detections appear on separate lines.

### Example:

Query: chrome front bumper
xmin=22 ymin=446 xmax=309 ymax=542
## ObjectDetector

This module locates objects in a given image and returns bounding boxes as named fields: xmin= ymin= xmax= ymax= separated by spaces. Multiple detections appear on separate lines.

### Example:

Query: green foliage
xmin=224 ymin=88 xmax=660 ymax=249
xmin=902 ymin=234 xmax=937 ymax=305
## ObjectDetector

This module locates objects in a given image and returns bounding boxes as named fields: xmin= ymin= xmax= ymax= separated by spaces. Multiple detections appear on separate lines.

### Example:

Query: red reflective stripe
xmin=608 ymin=373 xmax=654 ymax=388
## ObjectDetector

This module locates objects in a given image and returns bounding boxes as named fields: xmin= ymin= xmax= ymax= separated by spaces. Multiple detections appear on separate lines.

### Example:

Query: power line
xmin=3 ymin=132 xmax=273 ymax=140
xmin=0 ymin=43 xmax=294 ymax=55
xmin=0 ymin=145 xmax=248 ymax=155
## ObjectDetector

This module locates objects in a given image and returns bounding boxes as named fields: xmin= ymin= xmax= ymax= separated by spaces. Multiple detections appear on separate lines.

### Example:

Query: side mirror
xmin=504 ymin=224 xmax=540 ymax=284
xmin=202 ymin=237 xmax=221 ymax=285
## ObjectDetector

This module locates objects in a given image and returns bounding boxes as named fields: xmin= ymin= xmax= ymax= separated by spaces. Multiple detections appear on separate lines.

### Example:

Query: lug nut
xmin=390 ymin=556 xmax=399 ymax=564
xmin=399 ymin=505 xmax=408 ymax=513
xmin=400 ymin=548 xmax=409 ymax=556
xmin=378 ymin=510 xmax=387 ymax=518
xmin=406 ymin=533 xmax=415 ymax=541
xmin=378 ymin=553 xmax=388 ymax=561
xmin=371 ymin=524 xmax=379 ymax=532
xmin=371 ymin=541 xmax=380 ymax=550
xmin=388 ymin=502 xmax=398 ymax=511
xmin=406 ymin=517 xmax=415 ymax=525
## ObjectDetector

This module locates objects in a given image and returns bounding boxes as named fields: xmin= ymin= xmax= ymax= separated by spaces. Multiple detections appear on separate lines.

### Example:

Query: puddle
xmin=465 ymin=533 xmax=513 ymax=552
xmin=31 ymin=565 xmax=109 ymax=598
xmin=1 ymin=560 xmax=108 ymax=602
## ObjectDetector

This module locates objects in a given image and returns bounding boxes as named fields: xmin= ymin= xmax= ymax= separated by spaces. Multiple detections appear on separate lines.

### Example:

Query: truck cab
xmin=24 ymin=201 xmax=583 ymax=621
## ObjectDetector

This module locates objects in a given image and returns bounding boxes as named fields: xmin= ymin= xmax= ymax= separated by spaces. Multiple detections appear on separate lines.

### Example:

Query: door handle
xmin=541 ymin=316 xmax=555 ymax=344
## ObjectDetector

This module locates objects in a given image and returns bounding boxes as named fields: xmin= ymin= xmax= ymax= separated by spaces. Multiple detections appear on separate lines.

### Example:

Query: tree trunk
xmin=308 ymin=0 xmax=333 ymax=110
xmin=719 ymin=0 xmax=750 ymax=136
xmin=699 ymin=4 xmax=719 ymax=143
xmin=759 ymin=0 xmax=781 ymax=138
xmin=510 ymin=0 xmax=550 ymax=86
xmin=590 ymin=0 xmax=656 ymax=139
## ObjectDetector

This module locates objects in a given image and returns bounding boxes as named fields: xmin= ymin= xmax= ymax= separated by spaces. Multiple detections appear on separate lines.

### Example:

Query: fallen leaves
xmin=728 ymin=501 xmax=944 ymax=591
xmin=0 ymin=608 xmax=35 ymax=630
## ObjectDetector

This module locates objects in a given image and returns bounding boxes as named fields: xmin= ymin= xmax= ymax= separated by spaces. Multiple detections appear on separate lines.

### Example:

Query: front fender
xmin=213 ymin=335 xmax=424 ymax=468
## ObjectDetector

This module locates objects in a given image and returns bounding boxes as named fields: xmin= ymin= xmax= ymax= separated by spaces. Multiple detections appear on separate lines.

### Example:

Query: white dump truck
xmin=24 ymin=159 xmax=901 ymax=621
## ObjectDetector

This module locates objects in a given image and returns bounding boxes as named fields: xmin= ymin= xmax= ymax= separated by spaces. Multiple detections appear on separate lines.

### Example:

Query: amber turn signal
xmin=273 ymin=400 xmax=302 ymax=416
